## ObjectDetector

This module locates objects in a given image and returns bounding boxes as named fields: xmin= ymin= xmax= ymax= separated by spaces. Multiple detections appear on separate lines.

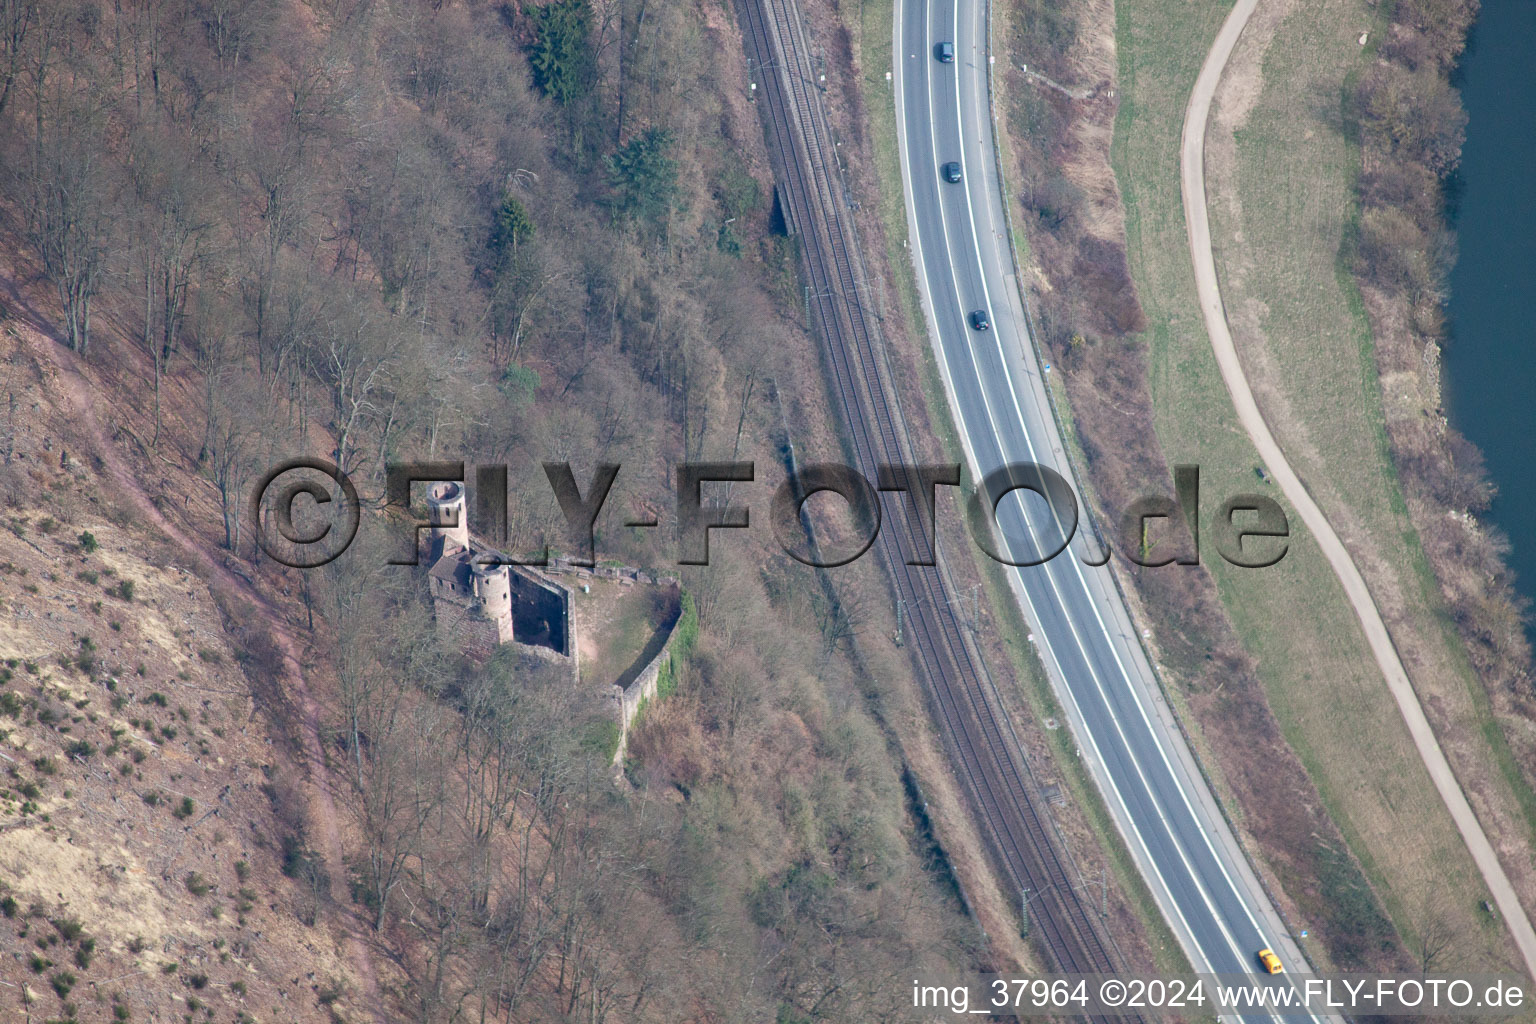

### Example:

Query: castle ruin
xmin=419 ymin=482 xmax=575 ymax=666
xmin=417 ymin=480 xmax=688 ymax=767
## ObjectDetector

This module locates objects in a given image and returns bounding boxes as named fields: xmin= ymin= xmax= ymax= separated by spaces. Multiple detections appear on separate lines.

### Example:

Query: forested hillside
xmin=0 ymin=1 xmax=975 ymax=1020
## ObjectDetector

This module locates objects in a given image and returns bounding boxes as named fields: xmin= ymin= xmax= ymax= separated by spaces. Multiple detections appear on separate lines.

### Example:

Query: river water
xmin=1443 ymin=0 xmax=1536 ymax=640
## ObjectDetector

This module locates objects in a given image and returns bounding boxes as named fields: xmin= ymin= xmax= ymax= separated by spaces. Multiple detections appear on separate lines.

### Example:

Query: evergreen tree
xmin=528 ymin=0 xmax=593 ymax=106
xmin=488 ymin=192 xmax=535 ymax=269
xmin=607 ymin=128 xmax=678 ymax=231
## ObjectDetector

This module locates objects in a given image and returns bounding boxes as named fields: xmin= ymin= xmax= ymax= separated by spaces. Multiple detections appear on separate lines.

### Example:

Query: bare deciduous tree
xmin=1409 ymin=884 xmax=1465 ymax=973
xmin=128 ymin=125 xmax=214 ymax=443
xmin=22 ymin=92 xmax=115 ymax=354
xmin=0 ymin=0 xmax=36 ymax=119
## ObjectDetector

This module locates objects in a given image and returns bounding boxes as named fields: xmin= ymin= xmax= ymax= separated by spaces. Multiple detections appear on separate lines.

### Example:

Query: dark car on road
xmin=969 ymin=309 xmax=990 ymax=331
xmin=941 ymin=162 xmax=962 ymax=183
xmin=936 ymin=41 xmax=955 ymax=62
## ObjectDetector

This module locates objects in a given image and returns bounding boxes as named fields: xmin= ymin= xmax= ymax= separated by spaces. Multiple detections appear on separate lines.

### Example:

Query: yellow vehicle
xmin=1257 ymin=948 xmax=1283 ymax=974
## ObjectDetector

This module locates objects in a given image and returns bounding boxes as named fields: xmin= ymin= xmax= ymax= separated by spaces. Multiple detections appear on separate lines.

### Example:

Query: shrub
xmin=50 ymin=969 xmax=76 ymax=997
xmin=656 ymin=657 xmax=677 ymax=700
xmin=580 ymin=719 xmax=621 ymax=761
xmin=115 ymin=580 xmax=135 ymax=601
xmin=174 ymin=796 xmax=195 ymax=819
xmin=184 ymin=871 xmax=211 ymax=896
xmin=673 ymin=591 xmax=699 ymax=658
xmin=499 ymin=364 xmax=541 ymax=405
xmin=280 ymin=834 xmax=312 ymax=878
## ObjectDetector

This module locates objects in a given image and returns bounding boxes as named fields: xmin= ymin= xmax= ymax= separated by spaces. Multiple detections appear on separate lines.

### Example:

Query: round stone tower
xmin=426 ymin=481 xmax=469 ymax=557
xmin=473 ymin=562 xmax=514 ymax=639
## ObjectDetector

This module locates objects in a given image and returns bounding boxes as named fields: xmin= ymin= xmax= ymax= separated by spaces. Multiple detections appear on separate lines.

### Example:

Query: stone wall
xmin=609 ymin=586 xmax=686 ymax=766
xmin=543 ymin=556 xmax=680 ymax=590
xmin=430 ymin=549 xmax=686 ymax=765
xmin=507 ymin=569 xmax=572 ymax=656
xmin=612 ymin=650 xmax=665 ymax=764
xmin=433 ymin=583 xmax=577 ymax=674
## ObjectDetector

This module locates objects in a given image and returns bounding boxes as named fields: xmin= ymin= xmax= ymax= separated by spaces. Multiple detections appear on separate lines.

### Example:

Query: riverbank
xmin=1116 ymin=0 xmax=1535 ymax=972
xmin=1347 ymin=0 xmax=1535 ymax=735
xmin=1444 ymin=1 xmax=1536 ymax=653
xmin=1345 ymin=0 xmax=1536 ymax=845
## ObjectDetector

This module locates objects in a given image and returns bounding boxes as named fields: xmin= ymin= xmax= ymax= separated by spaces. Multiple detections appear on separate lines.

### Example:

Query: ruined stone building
xmin=417 ymin=480 xmax=691 ymax=767
xmin=418 ymin=481 xmax=575 ymax=666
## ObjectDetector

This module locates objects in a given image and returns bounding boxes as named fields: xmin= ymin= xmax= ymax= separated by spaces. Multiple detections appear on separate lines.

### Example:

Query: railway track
xmin=734 ymin=0 xmax=1139 ymax=1001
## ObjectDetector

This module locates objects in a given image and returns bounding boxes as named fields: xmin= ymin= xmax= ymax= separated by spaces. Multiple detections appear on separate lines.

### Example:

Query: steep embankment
xmin=0 ymin=314 xmax=378 ymax=1022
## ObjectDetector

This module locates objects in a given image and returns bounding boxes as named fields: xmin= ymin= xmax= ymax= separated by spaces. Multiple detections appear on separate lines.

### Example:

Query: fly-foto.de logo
xmin=251 ymin=459 xmax=1290 ymax=572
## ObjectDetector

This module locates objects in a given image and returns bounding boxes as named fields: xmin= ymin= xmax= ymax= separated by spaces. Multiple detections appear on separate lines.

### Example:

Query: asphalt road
xmin=891 ymin=0 xmax=1328 ymax=1013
